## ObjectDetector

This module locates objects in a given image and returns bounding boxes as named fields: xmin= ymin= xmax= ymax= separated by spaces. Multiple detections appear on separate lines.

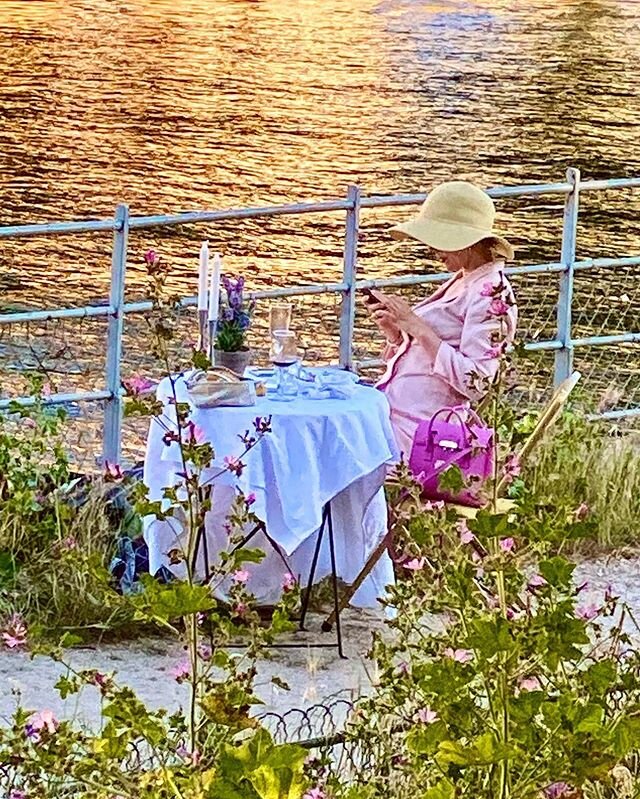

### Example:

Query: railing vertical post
xmin=102 ymin=203 xmax=129 ymax=465
xmin=339 ymin=184 xmax=361 ymax=369
xmin=554 ymin=167 xmax=580 ymax=387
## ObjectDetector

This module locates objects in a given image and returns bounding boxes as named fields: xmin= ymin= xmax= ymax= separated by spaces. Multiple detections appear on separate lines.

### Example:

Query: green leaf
xmin=406 ymin=720 xmax=448 ymax=755
xmin=423 ymin=779 xmax=455 ymax=799
xmin=131 ymin=578 xmax=215 ymax=623
xmin=539 ymin=556 xmax=575 ymax=589
xmin=0 ymin=550 xmax=17 ymax=586
xmin=575 ymin=703 xmax=605 ymax=735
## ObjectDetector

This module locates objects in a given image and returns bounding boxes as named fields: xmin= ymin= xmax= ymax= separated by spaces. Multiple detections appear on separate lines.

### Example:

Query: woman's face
xmin=433 ymin=248 xmax=469 ymax=273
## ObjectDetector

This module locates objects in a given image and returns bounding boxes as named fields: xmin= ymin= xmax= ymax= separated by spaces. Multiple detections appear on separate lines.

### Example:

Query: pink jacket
xmin=377 ymin=260 xmax=517 ymax=458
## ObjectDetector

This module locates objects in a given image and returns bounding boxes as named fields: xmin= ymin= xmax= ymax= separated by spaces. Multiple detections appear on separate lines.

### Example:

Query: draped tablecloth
xmin=143 ymin=373 xmax=399 ymax=607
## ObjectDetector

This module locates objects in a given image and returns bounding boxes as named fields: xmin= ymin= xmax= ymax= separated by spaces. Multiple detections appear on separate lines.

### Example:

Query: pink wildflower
xmin=61 ymin=536 xmax=77 ymax=551
xmin=424 ymin=500 xmax=445 ymax=511
xmin=104 ymin=461 xmax=123 ymax=481
xmin=444 ymin=647 xmax=474 ymax=664
xmin=486 ymin=343 xmax=506 ymax=359
xmin=185 ymin=421 xmax=206 ymax=444
xmin=469 ymin=424 xmax=493 ymax=449
xmin=545 ymin=783 xmax=573 ymax=799
xmin=144 ymin=249 xmax=159 ymax=265
xmin=404 ymin=557 xmax=426 ymax=571
xmin=282 ymin=573 xmax=297 ymax=593
xmin=25 ymin=709 xmax=58 ymax=741
xmin=224 ymin=455 xmax=245 ymax=476
xmin=245 ymin=492 xmax=257 ymax=507
xmin=574 ymin=502 xmax=590 ymax=521
xmin=170 ymin=660 xmax=191 ymax=683
xmin=303 ymin=789 xmax=326 ymax=799
xmin=10 ymin=790 xmax=27 ymax=799
xmin=232 ymin=568 xmax=250 ymax=584
xmin=233 ymin=602 xmax=248 ymax=618
xmin=197 ymin=643 xmax=212 ymax=660
xmin=2 ymin=614 xmax=27 ymax=650
xmin=518 ymin=676 xmax=542 ymax=693
xmin=123 ymin=375 xmax=155 ymax=396
xmin=499 ymin=537 xmax=516 ymax=553
xmin=488 ymin=297 xmax=510 ymax=317
xmin=502 ymin=452 xmax=521 ymax=484
xmin=457 ymin=519 xmax=474 ymax=544
xmin=527 ymin=573 xmax=547 ymax=590
xmin=177 ymin=743 xmax=201 ymax=765
xmin=416 ymin=707 xmax=439 ymax=724
xmin=22 ymin=417 xmax=37 ymax=430
xmin=576 ymin=604 xmax=599 ymax=621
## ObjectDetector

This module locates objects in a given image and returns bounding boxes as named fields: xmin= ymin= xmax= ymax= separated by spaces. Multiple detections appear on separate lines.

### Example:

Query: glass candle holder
xmin=270 ymin=330 xmax=300 ymax=401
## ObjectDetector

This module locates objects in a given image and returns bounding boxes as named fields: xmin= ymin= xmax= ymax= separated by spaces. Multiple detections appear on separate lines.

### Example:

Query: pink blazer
xmin=377 ymin=260 xmax=517 ymax=458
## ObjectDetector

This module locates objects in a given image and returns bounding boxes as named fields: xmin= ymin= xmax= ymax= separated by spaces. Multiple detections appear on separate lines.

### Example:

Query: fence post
xmin=339 ymin=184 xmax=361 ymax=369
xmin=102 ymin=203 xmax=129 ymax=465
xmin=554 ymin=167 xmax=580 ymax=387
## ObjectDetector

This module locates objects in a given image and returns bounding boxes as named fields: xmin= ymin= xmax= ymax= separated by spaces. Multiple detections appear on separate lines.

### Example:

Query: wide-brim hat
xmin=391 ymin=180 xmax=514 ymax=260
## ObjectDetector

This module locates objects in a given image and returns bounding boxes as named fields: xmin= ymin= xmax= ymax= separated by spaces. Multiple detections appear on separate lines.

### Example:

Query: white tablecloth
xmin=143 ymin=372 xmax=399 ymax=607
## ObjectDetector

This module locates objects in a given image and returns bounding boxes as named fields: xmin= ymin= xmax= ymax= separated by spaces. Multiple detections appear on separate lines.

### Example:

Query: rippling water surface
xmin=1 ymin=0 xmax=640 ymax=440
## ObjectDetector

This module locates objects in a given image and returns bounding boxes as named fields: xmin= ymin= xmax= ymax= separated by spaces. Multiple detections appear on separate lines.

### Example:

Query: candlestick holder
xmin=208 ymin=320 xmax=218 ymax=364
xmin=197 ymin=309 xmax=208 ymax=353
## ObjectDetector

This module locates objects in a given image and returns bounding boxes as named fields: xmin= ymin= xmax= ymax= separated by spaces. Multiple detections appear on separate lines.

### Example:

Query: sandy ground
xmin=1 ymin=555 xmax=638 ymax=736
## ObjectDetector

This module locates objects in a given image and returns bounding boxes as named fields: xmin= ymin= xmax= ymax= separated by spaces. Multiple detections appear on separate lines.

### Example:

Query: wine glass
xmin=269 ymin=303 xmax=293 ymax=336
xmin=270 ymin=330 xmax=300 ymax=401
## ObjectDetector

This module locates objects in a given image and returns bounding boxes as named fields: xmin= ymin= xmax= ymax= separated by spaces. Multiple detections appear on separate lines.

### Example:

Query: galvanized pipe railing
xmin=0 ymin=170 xmax=639 ymax=463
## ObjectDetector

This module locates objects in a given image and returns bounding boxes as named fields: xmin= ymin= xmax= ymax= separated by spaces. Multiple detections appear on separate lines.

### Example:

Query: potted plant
xmin=214 ymin=275 xmax=255 ymax=374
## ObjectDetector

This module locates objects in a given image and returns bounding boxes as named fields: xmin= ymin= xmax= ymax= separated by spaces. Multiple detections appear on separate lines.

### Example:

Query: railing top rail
xmin=2 ymin=175 xmax=639 ymax=240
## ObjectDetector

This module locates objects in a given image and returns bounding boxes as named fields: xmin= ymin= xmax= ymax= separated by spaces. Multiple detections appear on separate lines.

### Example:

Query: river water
xmin=0 ymin=0 xmax=639 ymax=432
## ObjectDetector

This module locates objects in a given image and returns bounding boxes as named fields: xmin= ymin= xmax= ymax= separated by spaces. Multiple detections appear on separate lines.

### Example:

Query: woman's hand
xmin=373 ymin=290 xmax=441 ymax=357
xmin=368 ymin=290 xmax=402 ymax=344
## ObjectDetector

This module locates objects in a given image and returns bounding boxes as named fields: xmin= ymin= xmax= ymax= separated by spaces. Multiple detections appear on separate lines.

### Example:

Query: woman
xmin=371 ymin=180 xmax=518 ymax=458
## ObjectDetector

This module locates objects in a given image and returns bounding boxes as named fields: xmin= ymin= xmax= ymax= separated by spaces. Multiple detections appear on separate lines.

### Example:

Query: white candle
xmin=208 ymin=253 xmax=221 ymax=322
xmin=198 ymin=241 xmax=209 ymax=311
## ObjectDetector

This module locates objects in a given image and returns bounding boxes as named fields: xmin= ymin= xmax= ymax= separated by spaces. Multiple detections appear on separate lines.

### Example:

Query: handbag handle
xmin=425 ymin=406 xmax=473 ymax=448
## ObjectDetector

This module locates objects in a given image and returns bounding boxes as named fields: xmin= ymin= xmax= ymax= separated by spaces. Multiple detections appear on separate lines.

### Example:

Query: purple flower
xmin=444 ymin=647 xmax=474 ymax=664
xmin=104 ymin=461 xmax=123 ymax=481
xmin=2 ymin=614 xmax=27 ymax=650
xmin=123 ymin=375 xmax=155 ymax=396
xmin=9 ymin=791 xmax=27 ymax=799
xmin=232 ymin=568 xmax=250 ymax=584
xmin=416 ymin=707 xmax=439 ymax=724
xmin=469 ymin=424 xmax=493 ymax=449
xmin=224 ymin=456 xmax=245 ymax=476
xmin=574 ymin=502 xmax=590 ymax=521
xmin=404 ymin=557 xmax=426 ymax=571
xmin=518 ymin=676 xmax=542 ymax=693
xmin=170 ymin=660 xmax=191 ymax=683
xmin=25 ymin=709 xmax=58 ymax=741
xmin=245 ymin=492 xmax=257 ymax=507
xmin=282 ymin=573 xmax=297 ymax=593
xmin=457 ymin=519 xmax=475 ymax=545
xmin=575 ymin=604 xmax=599 ymax=621
xmin=545 ymin=783 xmax=573 ymax=799
xmin=185 ymin=421 xmax=206 ymax=445
xmin=303 ymin=789 xmax=326 ymax=799
xmin=486 ymin=343 xmax=506 ymax=359
xmin=424 ymin=500 xmax=445 ymax=511
xmin=177 ymin=743 xmax=201 ymax=765
xmin=499 ymin=537 xmax=516 ymax=553
xmin=527 ymin=573 xmax=547 ymax=591
xmin=144 ymin=249 xmax=158 ymax=265
xmin=502 ymin=452 xmax=521 ymax=484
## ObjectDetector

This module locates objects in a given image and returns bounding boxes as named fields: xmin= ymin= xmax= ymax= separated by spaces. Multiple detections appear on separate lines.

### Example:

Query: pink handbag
xmin=408 ymin=407 xmax=494 ymax=507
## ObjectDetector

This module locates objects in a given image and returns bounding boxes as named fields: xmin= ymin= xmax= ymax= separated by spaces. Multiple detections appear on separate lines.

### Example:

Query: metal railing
xmin=1 ymin=167 xmax=639 ymax=464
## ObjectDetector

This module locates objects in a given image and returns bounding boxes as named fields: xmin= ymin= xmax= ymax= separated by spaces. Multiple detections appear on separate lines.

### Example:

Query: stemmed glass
xmin=270 ymin=330 xmax=300 ymax=401
xmin=269 ymin=303 xmax=293 ymax=336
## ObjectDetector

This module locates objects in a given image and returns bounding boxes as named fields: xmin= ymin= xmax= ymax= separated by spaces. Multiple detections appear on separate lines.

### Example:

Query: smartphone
xmin=362 ymin=288 xmax=379 ymax=306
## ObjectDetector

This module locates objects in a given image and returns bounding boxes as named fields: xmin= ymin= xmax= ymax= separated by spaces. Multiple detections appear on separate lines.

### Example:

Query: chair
xmin=321 ymin=371 xmax=582 ymax=632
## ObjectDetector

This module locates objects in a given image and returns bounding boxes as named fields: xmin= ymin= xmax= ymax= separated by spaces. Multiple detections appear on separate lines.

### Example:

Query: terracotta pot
xmin=213 ymin=348 xmax=252 ymax=376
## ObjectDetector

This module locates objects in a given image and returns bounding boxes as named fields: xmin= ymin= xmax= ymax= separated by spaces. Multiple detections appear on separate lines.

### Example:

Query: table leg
xmin=299 ymin=505 xmax=328 ymax=631
xmin=326 ymin=504 xmax=346 ymax=659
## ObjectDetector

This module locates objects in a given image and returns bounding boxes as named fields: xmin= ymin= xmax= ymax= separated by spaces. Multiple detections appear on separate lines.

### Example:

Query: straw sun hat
xmin=391 ymin=180 xmax=514 ymax=260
